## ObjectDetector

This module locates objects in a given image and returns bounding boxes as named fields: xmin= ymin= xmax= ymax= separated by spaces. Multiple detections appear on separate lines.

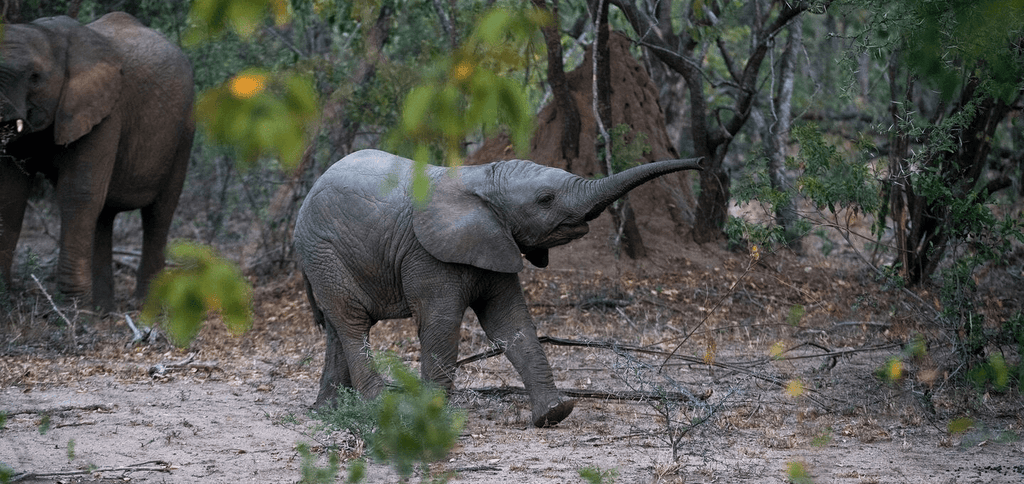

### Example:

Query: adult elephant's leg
xmin=472 ymin=274 xmax=574 ymax=427
xmin=54 ymin=127 xmax=118 ymax=303
xmin=136 ymin=148 xmax=188 ymax=302
xmin=91 ymin=209 xmax=117 ymax=312
xmin=0 ymin=166 xmax=30 ymax=289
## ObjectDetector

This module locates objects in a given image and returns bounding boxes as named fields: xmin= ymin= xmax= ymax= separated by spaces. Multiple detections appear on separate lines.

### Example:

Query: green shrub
xmin=310 ymin=353 xmax=464 ymax=481
xmin=369 ymin=354 xmax=465 ymax=479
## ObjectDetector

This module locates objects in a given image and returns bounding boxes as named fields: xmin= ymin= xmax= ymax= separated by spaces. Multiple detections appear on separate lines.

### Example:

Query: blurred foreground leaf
xmin=387 ymin=6 xmax=547 ymax=201
xmin=141 ymin=242 xmax=253 ymax=346
xmin=185 ymin=0 xmax=290 ymax=45
xmin=786 ymin=461 xmax=813 ymax=484
xmin=195 ymin=68 xmax=319 ymax=170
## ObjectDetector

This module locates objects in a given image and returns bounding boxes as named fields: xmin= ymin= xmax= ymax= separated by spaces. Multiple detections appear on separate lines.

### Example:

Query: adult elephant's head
xmin=0 ymin=16 xmax=122 ymax=147
xmin=414 ymin=157 xmax=703 ymax=272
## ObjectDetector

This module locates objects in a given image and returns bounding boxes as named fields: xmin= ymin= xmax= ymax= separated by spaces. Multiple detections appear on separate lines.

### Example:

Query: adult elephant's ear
xmin=413 ymin=168 xmax=524 ymax=273
xmin=50 ymin=17 xmax=122 ymax=146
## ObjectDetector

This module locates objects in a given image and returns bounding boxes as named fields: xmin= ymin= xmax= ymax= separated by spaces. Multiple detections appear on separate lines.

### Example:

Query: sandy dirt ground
xmin=3 ymin=240 xmax=1023 ymax=484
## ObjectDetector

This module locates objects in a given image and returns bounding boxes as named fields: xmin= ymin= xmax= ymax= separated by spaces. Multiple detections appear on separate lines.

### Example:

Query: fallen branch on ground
xmin=148 ymin=353 xmax=222 ymax=378
xmin=9 ymin=460 xmax=172 ymax=482
xmin=4 ymin=403 xmax=115 ymax=416
xmin=462 ymin=385 xmax=711 ymax=403
xmin=458 ymin=335 xmax=903 ymax=409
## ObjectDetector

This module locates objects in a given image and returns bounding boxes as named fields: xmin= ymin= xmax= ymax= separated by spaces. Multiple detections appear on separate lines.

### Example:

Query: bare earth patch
xmin=3 ymin=241 xmax=1023 ymax=483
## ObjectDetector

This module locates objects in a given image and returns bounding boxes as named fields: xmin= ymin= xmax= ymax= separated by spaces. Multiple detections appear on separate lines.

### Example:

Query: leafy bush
xmin=579 ymin=465 xmax=619 ymax=484
xmin=297 ymin=442 xmax=340 ymax=484
xmin=311 ymin=353 xmax=464 ymax=481
xmin=368 ymin=354 xmax=465 ymax=479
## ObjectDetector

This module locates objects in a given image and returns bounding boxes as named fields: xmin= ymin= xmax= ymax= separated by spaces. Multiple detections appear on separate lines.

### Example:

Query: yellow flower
xmin=751 ymin=244 xmax=760 ymax=261
xmin=453 ymin=61 xmax=474 ymax=81
xmin=888 ymin=359 xmax=903 ymax=381
xmin=703 ymin=340 xmax=717 ymax=365
xmin=229 ymin=73 xmax=267 ymax=99
xmin=271 ymin=0 xmax=290 ymax=25
xmin=785 ymin=379 xmax=804 ymax=397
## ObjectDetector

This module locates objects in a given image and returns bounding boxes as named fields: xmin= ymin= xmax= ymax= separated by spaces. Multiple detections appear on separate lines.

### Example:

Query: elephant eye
xmin=536 ymin=192 xmax=555 ymax=208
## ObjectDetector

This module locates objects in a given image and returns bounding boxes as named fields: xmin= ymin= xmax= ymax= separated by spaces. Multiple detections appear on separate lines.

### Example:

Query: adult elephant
xmin=0 ymin=12 xmax=195 ymax=311
xmin=294 ymin=149 xmax=702 ymax=427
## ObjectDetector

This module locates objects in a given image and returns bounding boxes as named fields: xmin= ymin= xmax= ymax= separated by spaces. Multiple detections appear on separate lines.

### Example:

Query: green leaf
xmin=195 ymin=70 xmax=319 ymax=170
xmin=948 ymin=417 xmax=975 ymax=434
xmin=185 ymin=0 xmax=290 ymax=45
xmin=141 ymin=242 xmax=253 ymax=347
xmin=786 ymin=461 xmax=814 ymax=484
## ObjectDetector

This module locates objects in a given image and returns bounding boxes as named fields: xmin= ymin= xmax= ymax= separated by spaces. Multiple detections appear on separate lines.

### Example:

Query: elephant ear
xmin=52 ymin=18 xmax=122 ymax=145
xmin=413 ymin=169 xmax=524 ymax=273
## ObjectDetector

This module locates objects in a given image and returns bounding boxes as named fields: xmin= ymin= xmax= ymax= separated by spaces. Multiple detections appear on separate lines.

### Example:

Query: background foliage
xmin=3 ymin=0 xmax=1022 ymax=437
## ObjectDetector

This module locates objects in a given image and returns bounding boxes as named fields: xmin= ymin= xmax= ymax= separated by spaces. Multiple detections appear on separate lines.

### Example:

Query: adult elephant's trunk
xmin=578 ymin=158 xmax=703 ymax=221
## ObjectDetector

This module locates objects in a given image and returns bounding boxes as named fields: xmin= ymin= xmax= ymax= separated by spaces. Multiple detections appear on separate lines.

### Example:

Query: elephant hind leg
xmin=304 ymin=272 xmax=386 ymax=406
xmin=315 ymin=320 xmax=353 ymax=408
xmin=305 ymin=273 xmax=353 ymax=408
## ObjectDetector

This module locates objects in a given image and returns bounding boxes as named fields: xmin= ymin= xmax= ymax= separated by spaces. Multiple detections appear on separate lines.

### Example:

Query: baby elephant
xmin=294 ymin=149 xmax=701 ymax=427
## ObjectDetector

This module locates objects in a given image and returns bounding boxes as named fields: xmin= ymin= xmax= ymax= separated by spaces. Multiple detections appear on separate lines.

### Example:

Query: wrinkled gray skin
xmin=294 ymin=149 xmax=701 ymax=427
xmin=0 ymin=12 xmax=195 ymax=311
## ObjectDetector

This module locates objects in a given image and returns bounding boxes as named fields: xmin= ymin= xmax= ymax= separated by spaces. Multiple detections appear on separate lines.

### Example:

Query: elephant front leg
xmin=0 ymin=165 xmax=31 ymax=289
xmin=55 ymin=139 xmax=118 ymax=305
xmin=414 ymin=303 xmax=465 ymax=392
xmin=472 ymin=274 xmax=574 ymax=427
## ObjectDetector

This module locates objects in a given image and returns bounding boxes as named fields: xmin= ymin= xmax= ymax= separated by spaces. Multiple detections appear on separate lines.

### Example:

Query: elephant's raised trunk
xmin=578 ymin=158 xmax=703 ymax=221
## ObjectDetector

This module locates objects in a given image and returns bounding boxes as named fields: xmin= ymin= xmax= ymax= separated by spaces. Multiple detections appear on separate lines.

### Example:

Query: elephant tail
xmin=302 ymin=272 xmax=328 ymax=332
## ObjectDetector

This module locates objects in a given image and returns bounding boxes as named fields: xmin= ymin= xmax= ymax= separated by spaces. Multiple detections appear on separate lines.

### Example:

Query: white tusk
xmin=16 ymin=119 xmax=23 ymax=132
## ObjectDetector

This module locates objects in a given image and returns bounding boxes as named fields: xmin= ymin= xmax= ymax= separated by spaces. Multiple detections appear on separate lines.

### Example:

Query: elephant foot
xmin=313 ymin=386 xmax=340 ymax=410
xmin=532 ymin=398 xmax=575 ymax=428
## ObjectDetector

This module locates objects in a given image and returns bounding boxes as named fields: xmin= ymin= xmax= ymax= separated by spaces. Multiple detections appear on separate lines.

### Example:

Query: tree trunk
xmin=65 ymin=0 xmax=81 ymax=18
xmin=324 ymin=6 xmax=393 ymax=161
xmin=1 ymin=0 xmax=21 ymax=22
xmin=613 ymin=0 xmax=808 ymax=244
xmin=767 ymin=20 xmax=801 ymax=250
xmin=591 ymin=0 xmax=646 ymax=258
xmin=432 ymin=0 xmax=458 ymax=49
xmin=532 ymin=0 xmax=580 ymax=167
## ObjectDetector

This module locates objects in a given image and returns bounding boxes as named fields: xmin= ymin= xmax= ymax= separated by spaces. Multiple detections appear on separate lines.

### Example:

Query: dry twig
xmin=463 ymin=385 xmax=711 ymax=403
xmin=10 ymin=460 xmax=172 ymax=482
xmin=5 ymin=403 xmax=115 ymax=416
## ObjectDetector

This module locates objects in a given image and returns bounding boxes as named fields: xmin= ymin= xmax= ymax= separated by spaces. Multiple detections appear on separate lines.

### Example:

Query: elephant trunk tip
xmin=667 ymin=157 xmax=703 ymax=171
